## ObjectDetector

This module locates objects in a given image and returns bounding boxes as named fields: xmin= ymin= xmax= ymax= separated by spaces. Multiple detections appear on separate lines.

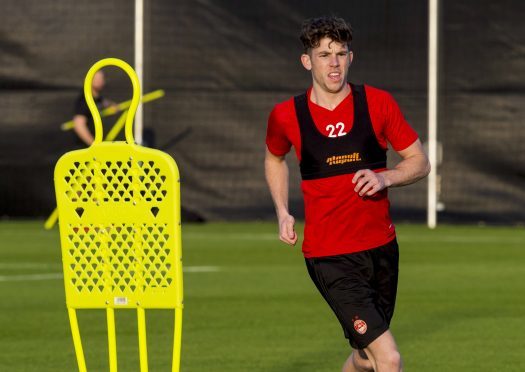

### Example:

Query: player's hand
xmin=278 ymin=214 xmax=298 ymax=246
xmin=352 ymin=169 xmax=390 ymax=197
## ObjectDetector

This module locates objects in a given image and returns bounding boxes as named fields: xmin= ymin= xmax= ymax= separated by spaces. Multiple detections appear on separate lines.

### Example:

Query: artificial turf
xmin=0 ymin=221 xmax=524 ymax=371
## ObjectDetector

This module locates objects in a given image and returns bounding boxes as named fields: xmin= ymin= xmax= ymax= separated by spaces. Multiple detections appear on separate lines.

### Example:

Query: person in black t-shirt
xmin=73 ymin=70 xmax=118 ymax=146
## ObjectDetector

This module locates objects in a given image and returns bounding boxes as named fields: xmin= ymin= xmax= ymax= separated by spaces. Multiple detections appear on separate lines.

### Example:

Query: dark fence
xmin=1 ymin=0 xmax=524 ymax=223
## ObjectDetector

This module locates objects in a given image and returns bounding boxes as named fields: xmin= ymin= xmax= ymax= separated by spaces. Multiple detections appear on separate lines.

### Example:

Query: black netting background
xmin=1 ymin=0 xmax=524 ymax=223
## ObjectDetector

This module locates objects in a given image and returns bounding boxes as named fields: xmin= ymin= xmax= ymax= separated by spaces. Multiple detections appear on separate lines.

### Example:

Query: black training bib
xmin=294 ymin=83 xmax=386 ymax=180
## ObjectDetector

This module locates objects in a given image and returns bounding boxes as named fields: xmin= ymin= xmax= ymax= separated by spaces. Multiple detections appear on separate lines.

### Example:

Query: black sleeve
xmin=73 ymin=92 xmax=90 ymax=117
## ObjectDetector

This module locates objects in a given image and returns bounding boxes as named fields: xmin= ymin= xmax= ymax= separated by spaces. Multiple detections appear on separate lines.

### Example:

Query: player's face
xmin=301 ymin=38 xmax=353 ymax=94
xmin=92 ymin=71 xmax=106 ymax=92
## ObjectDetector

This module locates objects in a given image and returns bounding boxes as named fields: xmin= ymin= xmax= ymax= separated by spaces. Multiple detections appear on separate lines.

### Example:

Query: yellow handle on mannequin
xmin=84 ymin=58 xmax=141 ymax=145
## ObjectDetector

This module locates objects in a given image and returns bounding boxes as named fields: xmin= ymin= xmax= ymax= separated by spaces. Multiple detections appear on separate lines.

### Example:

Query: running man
xmin=265 ymin=16 xmax=430 ymax=372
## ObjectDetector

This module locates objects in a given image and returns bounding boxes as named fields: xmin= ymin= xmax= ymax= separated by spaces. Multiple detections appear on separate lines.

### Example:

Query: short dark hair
xmin=300 ymin=16 xmax=353 ymax=53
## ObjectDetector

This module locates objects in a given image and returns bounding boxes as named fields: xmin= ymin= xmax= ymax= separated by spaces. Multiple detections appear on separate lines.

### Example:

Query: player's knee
xmin=352 ymin=352 xmax=374 ymax=372
xmin=378 ymin=350 xmax=402 ymax=370
xmin=354 ymin=359 xmax=374 ymax=372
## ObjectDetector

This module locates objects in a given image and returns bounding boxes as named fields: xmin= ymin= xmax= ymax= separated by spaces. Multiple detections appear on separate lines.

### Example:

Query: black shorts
xmin=305 ymin=238 xmax=399 ymax=349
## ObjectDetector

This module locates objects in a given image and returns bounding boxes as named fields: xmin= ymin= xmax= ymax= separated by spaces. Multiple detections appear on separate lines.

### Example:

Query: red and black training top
xmin=296 ymin=84 xmax=387 ymax=180
xmin=266 ymin=84 xmax=419 ymax=258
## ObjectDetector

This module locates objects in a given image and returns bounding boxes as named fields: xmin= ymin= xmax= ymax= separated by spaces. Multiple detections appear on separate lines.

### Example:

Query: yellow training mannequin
xmin=54 ymin=58 xmax=183 ymax=372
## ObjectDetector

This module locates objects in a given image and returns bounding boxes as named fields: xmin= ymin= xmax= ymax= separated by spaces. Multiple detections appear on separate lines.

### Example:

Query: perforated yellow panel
xmin=66 ymin=222 xmax=173 ymax=294
xmin=55 ymin=143 xmax=183 ymax=309
xmin=54 ymin=58 xmax=182 ymax=312
xmin=63 ymin=158 xmax=169 ymax=204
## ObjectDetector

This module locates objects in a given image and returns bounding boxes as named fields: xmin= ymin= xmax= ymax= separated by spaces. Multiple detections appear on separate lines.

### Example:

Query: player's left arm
xmin=352 ymin=139 xmax=430 ymax=197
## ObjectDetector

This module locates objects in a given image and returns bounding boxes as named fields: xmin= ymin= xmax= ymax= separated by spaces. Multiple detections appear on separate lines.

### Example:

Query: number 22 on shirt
xmin=326 ymin=122 xmax=347 ymax=138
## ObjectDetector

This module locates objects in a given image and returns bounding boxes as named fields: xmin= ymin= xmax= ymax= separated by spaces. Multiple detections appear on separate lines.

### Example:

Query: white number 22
xmin=326 ymin=122 xmax=347 ymax=138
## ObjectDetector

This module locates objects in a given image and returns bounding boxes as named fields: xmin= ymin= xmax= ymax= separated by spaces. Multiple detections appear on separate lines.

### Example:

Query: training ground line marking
xmin=0 ymin=263 xmax=61 ymax=270
xmin=0 ymin=273 xmax=63 ymax=282
xmin=184 ymin=266 xmax=220 ymax=273
xmin=182 ymin=232 xmax=525 ymax=243
xmin=0 ymin=266 xmax=220 ymax=282
xmin=183 ymin=233 xmax=278 ymax=241
xmin=182 ymin=232 xmax=524 ymax=244
xmin=189 ymin=233 xmax=524 ymax=243
xmin=398 ymin=235 xmax=525 ymax=244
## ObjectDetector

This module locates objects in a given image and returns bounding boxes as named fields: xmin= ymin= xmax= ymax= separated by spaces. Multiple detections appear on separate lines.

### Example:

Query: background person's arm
xmin=72 ymin=115 xmax=94 ymax=146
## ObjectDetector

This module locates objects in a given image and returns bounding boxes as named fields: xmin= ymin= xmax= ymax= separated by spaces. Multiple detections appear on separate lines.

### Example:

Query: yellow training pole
xmin=172 ymin=309 xmax=183 ymax=372
xmin=105 ymin=109 xmax=129 ymax=142
xmin=68 ymin=307 xmax=87 ymax=372
xmin=107 ymin=308 xmax=118 ymax=372
xmin=60 ymin=90 xmax=165 ymax=131
xmin=44 ymin=209 xmax=59 ymax=230
xmin=137 ymin=307 xmax=149 ymax=372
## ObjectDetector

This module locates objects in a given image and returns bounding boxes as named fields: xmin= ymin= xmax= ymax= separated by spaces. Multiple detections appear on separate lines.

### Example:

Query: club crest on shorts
xmin=353 ymin=319 xmax=367 ymax=334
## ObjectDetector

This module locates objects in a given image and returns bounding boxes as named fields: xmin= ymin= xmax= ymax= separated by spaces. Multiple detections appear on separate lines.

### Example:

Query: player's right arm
xmin=265 ymin=148 xmax=297 ymax=246
xmin=72 ymin=115 xmax=94 ymax=146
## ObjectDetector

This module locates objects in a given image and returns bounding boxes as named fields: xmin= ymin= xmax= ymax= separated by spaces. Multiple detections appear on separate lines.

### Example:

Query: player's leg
xmin=373 ymin=239 xmax=399 ymax=327
xmin=305 ymin=253 xmax=390 ymax=371
xmin=305 ymin=258 xmax=371 ymax=372
xmin=363 ymin=330 xmax=402 ymax=372
xmin=360 ymin=239 xmax=401 ymax=371
xmin=305 ymin=248 xmax=401 ymax=371
xmin=341 ymin=239 xmax=401 ymax=372
xmin=342 ymin=349 xmax=373 ymax=372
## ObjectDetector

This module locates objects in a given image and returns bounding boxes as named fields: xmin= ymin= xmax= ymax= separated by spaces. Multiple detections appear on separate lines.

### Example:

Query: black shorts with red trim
xmin=305 ymin=238 xmax=399 ymax=349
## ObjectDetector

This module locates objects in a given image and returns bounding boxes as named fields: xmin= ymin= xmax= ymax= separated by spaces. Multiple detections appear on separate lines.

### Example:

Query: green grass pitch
xmin=0 ymin=221 xmax=524 ymax=371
